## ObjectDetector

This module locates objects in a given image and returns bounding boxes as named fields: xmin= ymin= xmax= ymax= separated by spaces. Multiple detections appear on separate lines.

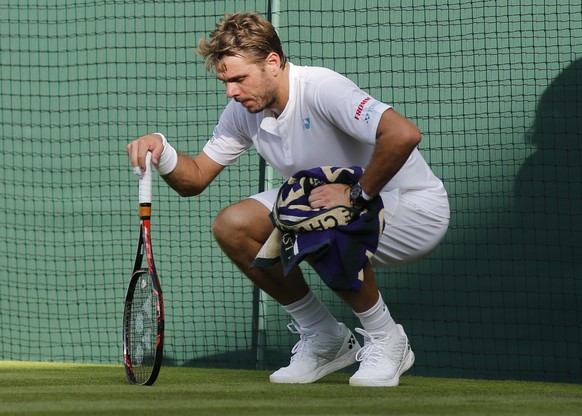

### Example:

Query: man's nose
xmin=225 ymin=83 xmax=239 ymax=98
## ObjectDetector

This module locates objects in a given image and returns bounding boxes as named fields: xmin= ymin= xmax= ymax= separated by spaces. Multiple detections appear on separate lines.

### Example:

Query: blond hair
xmin=196 ymin=12 xmax=287 ymax=72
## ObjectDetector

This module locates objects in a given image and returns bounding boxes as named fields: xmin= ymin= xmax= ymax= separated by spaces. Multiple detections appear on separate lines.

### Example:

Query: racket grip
xmin=139 ymin=152 xmax=152 ymax=204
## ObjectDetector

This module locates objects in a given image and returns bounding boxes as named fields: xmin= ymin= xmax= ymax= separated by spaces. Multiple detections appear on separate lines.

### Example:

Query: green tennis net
xmin=1 ymin=0 xmax=580 ymax=383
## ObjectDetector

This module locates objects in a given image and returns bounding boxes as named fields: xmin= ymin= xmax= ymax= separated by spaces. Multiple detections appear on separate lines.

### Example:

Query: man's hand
xmin=308 ymin=183 xmax=351 ymax=209
xmin=127 ymin=133 xmax=165 ymax=177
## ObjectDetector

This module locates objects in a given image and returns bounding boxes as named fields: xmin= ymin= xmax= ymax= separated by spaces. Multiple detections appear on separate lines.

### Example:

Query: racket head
xmin=123 ymin=262 xmax=164 ymax=386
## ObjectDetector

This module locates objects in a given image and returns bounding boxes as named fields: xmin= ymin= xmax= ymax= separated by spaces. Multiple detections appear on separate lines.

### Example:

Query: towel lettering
xmin=296 ymin=209 xmax=353 ymax=232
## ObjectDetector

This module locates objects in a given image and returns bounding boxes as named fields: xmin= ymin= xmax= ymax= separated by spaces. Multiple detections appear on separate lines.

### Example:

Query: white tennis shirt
xmin=203 ymin=63 xmax=449 ymax=218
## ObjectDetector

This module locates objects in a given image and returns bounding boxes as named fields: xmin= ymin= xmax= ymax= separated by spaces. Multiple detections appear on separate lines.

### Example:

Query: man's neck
xmin=271 ymin=62 xmax=290 ymax=115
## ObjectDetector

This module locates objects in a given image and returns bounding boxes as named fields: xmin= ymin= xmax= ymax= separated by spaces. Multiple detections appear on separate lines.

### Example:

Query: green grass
xmin=0 ymin=361 xmax=580 ymax=416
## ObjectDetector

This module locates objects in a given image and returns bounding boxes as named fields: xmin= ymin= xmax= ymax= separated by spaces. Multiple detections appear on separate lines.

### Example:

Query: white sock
xmin=282 ymin=290 xmax=342 ymax=336
xmin=353 ymin=291 xmax=397 ymax=334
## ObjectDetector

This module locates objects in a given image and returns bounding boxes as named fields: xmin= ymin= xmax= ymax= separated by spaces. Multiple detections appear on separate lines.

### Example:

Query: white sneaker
xmin=349 ymin=324 xmax=415 ymax=387
xmin=269 ymin=321 xmax=361 ymax=384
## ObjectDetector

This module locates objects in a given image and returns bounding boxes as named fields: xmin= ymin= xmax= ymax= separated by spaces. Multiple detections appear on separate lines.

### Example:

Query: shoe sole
xmin=270 ymin=347 xmax=359 ymax=384
xmin=349 ymin=348 xmax=415 ymax=387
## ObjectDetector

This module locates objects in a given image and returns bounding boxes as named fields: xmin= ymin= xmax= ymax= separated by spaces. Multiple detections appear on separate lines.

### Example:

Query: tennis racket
xmin=123 ymin=152 xmax=165 ymax=386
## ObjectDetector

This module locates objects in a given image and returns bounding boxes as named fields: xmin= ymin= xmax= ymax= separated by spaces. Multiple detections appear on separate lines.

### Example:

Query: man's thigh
xmin=216 ymin=195 xmax=274 ymax=244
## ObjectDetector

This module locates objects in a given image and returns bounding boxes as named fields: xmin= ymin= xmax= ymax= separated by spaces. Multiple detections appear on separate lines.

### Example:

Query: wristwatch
xmin=349 ymin=183 xmax=368 ymax=210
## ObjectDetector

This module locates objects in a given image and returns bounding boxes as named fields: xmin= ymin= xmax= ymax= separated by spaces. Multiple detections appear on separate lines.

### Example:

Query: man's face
xmin=216 ymin=54 xmax=278 ymax=113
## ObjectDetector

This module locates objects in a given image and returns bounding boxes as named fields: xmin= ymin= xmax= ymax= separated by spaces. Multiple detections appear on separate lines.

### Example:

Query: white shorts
xmin=250 ymin=186 xmax=450 ymax=269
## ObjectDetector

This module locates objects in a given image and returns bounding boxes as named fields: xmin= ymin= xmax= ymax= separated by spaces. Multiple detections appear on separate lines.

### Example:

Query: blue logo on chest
xmin=303 ymin=117 xmax=311 ymax=130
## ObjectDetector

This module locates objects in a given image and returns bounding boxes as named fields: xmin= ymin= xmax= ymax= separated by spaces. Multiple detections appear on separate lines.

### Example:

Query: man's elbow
xmin=176 ymin=187 xmax=203 ymax=198
xmin=177 ymin=189 xmax=195 ymax=198
xmin=377 ymin=109 xmax=422 ymax=149
xmin=402 ymin=125 xmax=422 ymax=150
xmin=410 ymin=127 xmax=422 ymax=147
xmin=164 ymin=180 xmax=204 ymax=198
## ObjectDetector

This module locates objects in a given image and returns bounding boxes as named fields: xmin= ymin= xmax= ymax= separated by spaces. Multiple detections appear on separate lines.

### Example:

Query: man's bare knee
xmin=213 ymin=204 xmax=246 ymax=244
xmin=212 ymin=199 xmax=273 ymax=246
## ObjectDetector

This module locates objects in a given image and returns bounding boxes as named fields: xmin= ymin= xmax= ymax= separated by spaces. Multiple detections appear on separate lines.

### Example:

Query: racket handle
xmin=139 ymin=152 xmax=152 ymax=204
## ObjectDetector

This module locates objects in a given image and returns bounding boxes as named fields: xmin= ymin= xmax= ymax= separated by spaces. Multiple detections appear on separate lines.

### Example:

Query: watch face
xmin=350 ymin=183 xmax=362 ymax=201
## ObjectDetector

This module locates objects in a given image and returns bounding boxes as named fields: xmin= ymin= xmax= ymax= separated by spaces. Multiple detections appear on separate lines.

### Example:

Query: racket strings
xmin=128 ymin=272 xmax=158 ymax=382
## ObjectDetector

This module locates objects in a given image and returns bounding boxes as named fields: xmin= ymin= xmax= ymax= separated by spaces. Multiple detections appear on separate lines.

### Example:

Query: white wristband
xmin=361 ymin=191 xmax=373 ymax=201
xmin=154 ymin=133 xmax=178 ymax=176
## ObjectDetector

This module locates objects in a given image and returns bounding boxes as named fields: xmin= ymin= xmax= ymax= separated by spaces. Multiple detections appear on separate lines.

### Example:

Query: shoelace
xmin=287 ymin=321 xmax=318 ymax=362
xmin=355 ymin=328 xmax=407 ymax=369
xmin=286 ymin=321 xmax=347 ymax=362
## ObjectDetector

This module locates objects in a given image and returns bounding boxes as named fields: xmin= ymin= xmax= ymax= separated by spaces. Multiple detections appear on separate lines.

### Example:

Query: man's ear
xmin=265 ymin=52 xmax=281 ymax=72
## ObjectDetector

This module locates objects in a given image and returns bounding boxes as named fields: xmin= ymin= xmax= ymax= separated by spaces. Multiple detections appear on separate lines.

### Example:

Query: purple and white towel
xmin=251 ymin=166 xmax=385 ymax=292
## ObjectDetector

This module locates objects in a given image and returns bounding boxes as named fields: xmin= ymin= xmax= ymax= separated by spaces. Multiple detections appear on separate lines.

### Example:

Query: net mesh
xmin=1 ymin=0 xmax=580 ymax=383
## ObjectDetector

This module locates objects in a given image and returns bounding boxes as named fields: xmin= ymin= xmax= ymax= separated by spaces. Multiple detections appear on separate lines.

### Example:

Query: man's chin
xmin=246 ymin=107 xmax=263 ymax=114
xmin=239 ymin=98 xmax=275 ymax=114
xmin=243 ymin=102 xmax=265 ymax=114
